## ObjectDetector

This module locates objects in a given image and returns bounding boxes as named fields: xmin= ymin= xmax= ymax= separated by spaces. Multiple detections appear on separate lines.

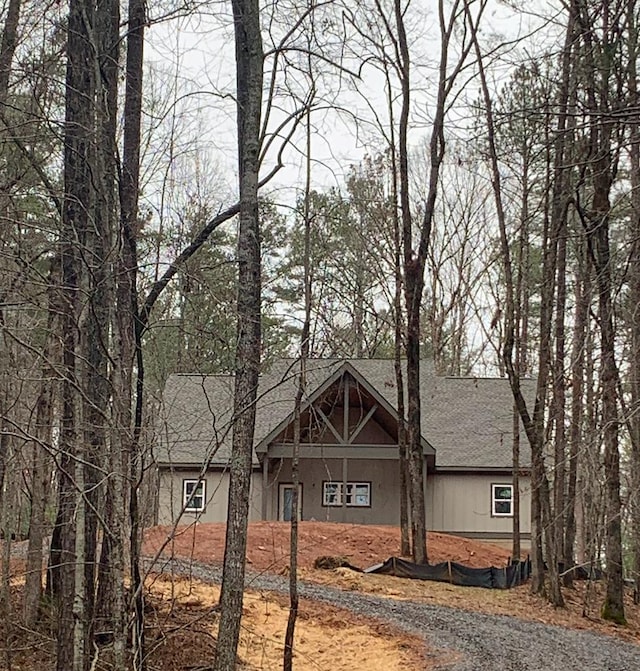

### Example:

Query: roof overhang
xmin=254 ymin=360 xmax=435 ymax=457
xmin=433 ymin=466 xmax=531 ymax=474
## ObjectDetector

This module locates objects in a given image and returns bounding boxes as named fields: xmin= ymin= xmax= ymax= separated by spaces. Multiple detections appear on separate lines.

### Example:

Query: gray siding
xmin=266 ymin=458 xmax=402 ymax=525
xmin=157 ymin=469 xmax=263 ymax=525
xmin=156 ymin=466 xmax=532 ymax=540
xmin=427 ymin=473 xmax=531 ymax=535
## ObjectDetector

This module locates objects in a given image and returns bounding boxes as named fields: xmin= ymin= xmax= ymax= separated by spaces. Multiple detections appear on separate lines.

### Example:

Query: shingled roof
xmin=155 ymin=358 xmax=533 ymax=471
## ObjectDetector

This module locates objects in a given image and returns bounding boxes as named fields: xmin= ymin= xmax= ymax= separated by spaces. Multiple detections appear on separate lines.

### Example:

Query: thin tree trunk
xmin=552 ymin=219 xmax=568 ymax=579
xmin=626 ymin=0 xmax=640 ymax=604
xmin=593 ymin=219 xmax=625 ymax=623
xmin=0 ymin=0 xmax=21 ymax=104
xmin=574 ymin=0 xmax=625 ymax=623
xmin=512 ymin=407 xmax=520 ymax=560
xmin=382 ymin=54 xmax=411 ymax=556
xmin=394 ymin=0 xmax=420 ymax=564
xmin=564 ymin=229 xmax=588 ymax=584
xmin=0 ymin=2 xmax=22 ymax=647
xmin=213 ymin=0 xmax=263 ymax=667
xmin=120 ymin=0 xmax=147 ymax=664
xmin=84 ymin=0 xmax=119 ymax=657
xmin=24 ymin=296 xmax=55 ymax=625
xmin=283 ymin=56 xmax=314 ymax=670
xmin=511 ymin=165 xmax=530 ymax=562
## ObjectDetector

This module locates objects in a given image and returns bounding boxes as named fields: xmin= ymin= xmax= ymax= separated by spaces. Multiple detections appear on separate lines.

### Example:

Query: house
xmin=154 ymin=358 xmax=532 ymax=543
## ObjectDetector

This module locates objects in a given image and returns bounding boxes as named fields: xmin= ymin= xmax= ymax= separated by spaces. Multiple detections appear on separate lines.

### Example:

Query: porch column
xmin=423 ymin=456 xmax=428 ymax=529
xmin=342 ymin=457 xmax=348 ymax=523
xmin=262 ymin=456 xmax=269 ymax=520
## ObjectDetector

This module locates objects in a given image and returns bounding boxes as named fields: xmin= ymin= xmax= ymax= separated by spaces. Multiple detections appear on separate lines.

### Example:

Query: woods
xmin=1 ymin=0 xmax=640 ymax=667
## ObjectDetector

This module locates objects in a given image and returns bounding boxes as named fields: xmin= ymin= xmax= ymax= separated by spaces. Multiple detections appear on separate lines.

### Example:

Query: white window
xmin=322 ymin=482 xmax=371 ymax=507
xmin=183 ymin=479 xmax=206 ymax=512
xmin=323 ymin=482 xmax=341 ymax=506
xmin=492 ymin=484 xmax=513 ymax=517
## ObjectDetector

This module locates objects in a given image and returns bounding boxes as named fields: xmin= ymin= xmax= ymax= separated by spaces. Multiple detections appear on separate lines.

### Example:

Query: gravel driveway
xmin=150 ymin=557 xmax=640 ymax=671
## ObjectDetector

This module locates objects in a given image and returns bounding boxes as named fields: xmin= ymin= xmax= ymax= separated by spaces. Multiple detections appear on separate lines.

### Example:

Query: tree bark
xmin=0 ymin=0 xmax=21 ymax=104
xmin=284 ymin=62 xmax=313 ymax=670
xmin=552 ymin=216 xmax=568 ymax=580
xmin=24 ymin=280 xmax=55 ymax=625
xmin=573 ymin=0 xmax=625 ymax=624
xmin=564 ymin=232 xmax=588 ymax=586
xmin=626 ymin=0 xmax=640 ymax=604
xmin=55 ymin=1 xmax=97 ymax=667
xmin=120 ymin=0 xmax=147 ymax=664
xmin=213 ymin=0 xmax=263 ymax=667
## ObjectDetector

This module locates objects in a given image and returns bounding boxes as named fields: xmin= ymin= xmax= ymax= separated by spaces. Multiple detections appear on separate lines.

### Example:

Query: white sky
xmin=142 ymin=0 xmax=561 ymax=210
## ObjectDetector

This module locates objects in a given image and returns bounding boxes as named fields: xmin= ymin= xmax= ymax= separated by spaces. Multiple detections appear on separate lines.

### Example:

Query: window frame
xmin=491 ymin=483 xmax=514 ymax=517
xmin=322 ymin=481 xmax=371 ymax=508
xmin=183 ymin=478 xmax=206 ymax=513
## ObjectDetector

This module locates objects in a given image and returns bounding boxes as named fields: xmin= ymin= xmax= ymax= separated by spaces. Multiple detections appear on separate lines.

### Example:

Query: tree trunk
xmin=385 ymin=76 xmax=410 ymax=555
xmin=120 ymin=0 xmax=147 ymax=663
xmin=0 ymin=0 xmax=21 ymax=104
xmin=55 ymin=0 xmax=96 ymax=667
xmin=590 ymin=182 xmax=625 ymax=623
xmin=213 ymin=0 xmax=263 ymax=667
xmin=626 ymin=0 xmax=640 ymax=604
xmin=511 ymin=408 xmax=520 ymax=560
xmin=24 ymin=327 xmax=55 ymax=626
xmin=574 ymin=0 xmax=625 ymax=624
xmin=552 ymin=218 xmax=568 ymax=580
xmin=564 ymin=232 xmax=588 ymax=586
xmin=284 ymin=71 xmax=313 ymax=670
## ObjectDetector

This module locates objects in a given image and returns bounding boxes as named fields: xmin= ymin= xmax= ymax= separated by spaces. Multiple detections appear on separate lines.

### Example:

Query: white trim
xmin=491 ymin=483 xmax=513 ymax=517
xmin=322 ymin=481 xmax=371 ymax=507
xmin=183 ymin=479 xmax=206 ymax=512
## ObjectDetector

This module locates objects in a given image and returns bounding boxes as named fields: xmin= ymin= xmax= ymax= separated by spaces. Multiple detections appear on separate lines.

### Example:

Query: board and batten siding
xmin=266 ymin=458 xmax=401 ymax=525
xmin=156 ymin=466 xmax=531 ymax=538
xmin=427 ymin=473 xmax=531 ymax=535
xmin=157 ymin=469 xmax=263 ymax=525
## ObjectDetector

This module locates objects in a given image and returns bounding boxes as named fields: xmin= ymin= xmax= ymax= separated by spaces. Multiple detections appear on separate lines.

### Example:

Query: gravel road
xmin=150 ymin=556 xmax=640 ymax=671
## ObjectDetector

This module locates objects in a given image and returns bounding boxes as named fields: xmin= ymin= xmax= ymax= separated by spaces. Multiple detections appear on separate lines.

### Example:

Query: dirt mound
xmin=144 ymin=521 xmax=512 ymax=573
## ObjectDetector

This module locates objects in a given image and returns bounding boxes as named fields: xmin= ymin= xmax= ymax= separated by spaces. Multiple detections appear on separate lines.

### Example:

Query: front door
xmin=279 ymin=484 xmax=302 ymax=521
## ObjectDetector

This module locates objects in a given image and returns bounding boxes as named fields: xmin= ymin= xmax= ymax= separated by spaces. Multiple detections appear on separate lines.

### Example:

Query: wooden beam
xmin=343 ymin=375 xmax=350 ymax=442
xmin=268 ymin=445 xmax=400 ymax=460
xmin=316 ymin=407 xmax=345 ymax=444
xmin=262 ymin=457 xmax=269 ymax=520
xmin=342 ymin=457 xmax=348 ymax=519
xmin=347 ymin=403 xmax=378 ymax=444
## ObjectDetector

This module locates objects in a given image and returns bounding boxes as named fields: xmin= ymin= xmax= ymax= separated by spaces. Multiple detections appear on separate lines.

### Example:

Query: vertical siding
xmin=156 ymin=466 xmax=531 ymax=538
xmin=267 ymin=458 xmax=401 ymax=525
xmin=427 ymin=473 xmax=531 ymax=534
xmin=157 ymin=469 xmax=263 ymax=525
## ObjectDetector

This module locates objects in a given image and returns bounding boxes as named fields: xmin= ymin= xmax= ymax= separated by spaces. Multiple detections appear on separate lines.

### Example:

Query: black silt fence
xmin=364 ymin=555 xmax=531 ymax=589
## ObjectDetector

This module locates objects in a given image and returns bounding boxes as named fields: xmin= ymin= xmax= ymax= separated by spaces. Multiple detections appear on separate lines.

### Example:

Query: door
xmin=279 ymin=483 xmax=302 ymax=521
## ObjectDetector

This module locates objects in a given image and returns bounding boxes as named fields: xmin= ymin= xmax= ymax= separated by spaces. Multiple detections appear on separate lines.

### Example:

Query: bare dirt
xmin=141 ymin=521 xmax=516 ymax=671
xmin=144 ymin=572 xmax=427 ymax=671
xmin=144 ymin=520 xmax=513 ymax=572
xmin=143 ymin=521 xmax=640 ymax=648
xmin=5 ymin=523 xmax=640 ymax=670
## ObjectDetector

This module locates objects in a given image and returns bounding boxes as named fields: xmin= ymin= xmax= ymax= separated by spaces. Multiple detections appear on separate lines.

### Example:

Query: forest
xmin=1 ymin=0 xmax=639 ymax=668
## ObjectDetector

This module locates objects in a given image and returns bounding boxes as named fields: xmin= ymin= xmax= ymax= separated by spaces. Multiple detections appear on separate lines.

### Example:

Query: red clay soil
xmin=144 ymin=521 xmax=512 ymax=573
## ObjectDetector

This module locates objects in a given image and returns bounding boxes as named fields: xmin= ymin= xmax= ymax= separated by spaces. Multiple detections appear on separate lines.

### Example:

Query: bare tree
xmin=283 ymin=94 xmax=314 ymax=671
xmin=625 ymin=0 xmax=640 ymax=605
xmin=213 ymin=0 xmax=264 ymax=667
xmin=572 ymin=0 xmax=626 ymax=624
xmin=398 ymin=0 xmax=477 ymax=563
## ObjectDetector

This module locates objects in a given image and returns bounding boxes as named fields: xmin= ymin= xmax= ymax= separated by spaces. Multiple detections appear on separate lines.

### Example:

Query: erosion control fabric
xmin=364 ymin=556 xmax=531 ymax=589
